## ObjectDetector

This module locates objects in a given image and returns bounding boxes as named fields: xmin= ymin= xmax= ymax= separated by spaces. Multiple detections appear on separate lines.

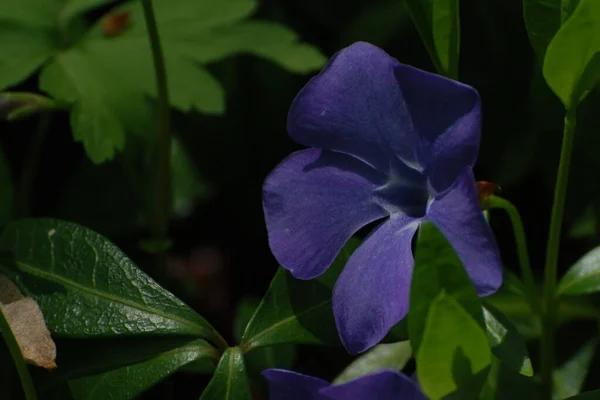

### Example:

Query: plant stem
xmin=18 ymin=112 xmax=51 ymax=218
xmin=0 ymin=307 xmax=38 ymax=400
xmin=141 ymin=0 xmax=172 ymax=249
xmin=540 ymin=108 xmax=577 ymax=398
xmin=488 ymin=196 xmax=539 ymax=313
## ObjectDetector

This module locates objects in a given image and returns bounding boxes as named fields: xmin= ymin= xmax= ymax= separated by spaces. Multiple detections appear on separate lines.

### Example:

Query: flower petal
xmin=263 ymin=148 xmax=388 ymax=279
xmin=287 ymin=42 xmax=421 ymax=172
xmin=263 ymin=369 xmax=329 ymax=400
xmin=333 ymin=215 xmax=418 ymax=353
xmin=394 ymin=64 xmax=482 ymax=191
xmin=427 ymin=168 xmax=503 ymax=296
xmin=322 ymin=370 xmax=425 ymax=400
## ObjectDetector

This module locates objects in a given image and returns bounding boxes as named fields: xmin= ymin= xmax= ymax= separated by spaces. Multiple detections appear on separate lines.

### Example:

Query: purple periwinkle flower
xmin=262 ymin=42 xmax=503 ymax=353
xmin=263 ymin=369 xmax=425 ymax=400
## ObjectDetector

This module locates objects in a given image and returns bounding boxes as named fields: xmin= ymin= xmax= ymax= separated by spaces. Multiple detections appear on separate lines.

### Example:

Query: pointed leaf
xmin=523 ymin=0 xmax=562 ymax=57
xmin=558 ymin=247 xmax=600 ymax=295
xmin=200 ymin=347 xmax=252 ymax=400
xmin=409 ymin=222 xmax=485 ymax=355
xmin=332 ymin=341 xmax=412 ymax=385
xmin=483 ymin=303 xmax=533 ymax=376
xmin=543 ymin=0 xmax=600 ymax=109
xmin=240 ymin=239 xmax=361 ymax=351
xmin=39 ymin=337 xmax=217 ymax=399
xmin=404 ymin=0 xmax=460 ymax=78
xmin=0 ymin=219 xmax=223 ymax=346
xmin=554 ymin=339 xmax=597 ymax=399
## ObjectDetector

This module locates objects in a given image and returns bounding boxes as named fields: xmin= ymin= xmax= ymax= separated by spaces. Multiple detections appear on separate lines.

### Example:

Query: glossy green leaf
xmin=200 ymin=347 xmax=252 ymax=400
xmin=0 ymin=144 xmax=13 ymax=227
xmin=332 ymin=341 xmax=412 ymax=385
xmin=40 ymin=337 xmax=217 ymax=400
xmin=240 ymin=239 xmax=361 ymax=351
xmin=409 ymin=222 xmax=485 ymax=355
xmin=234 ymin=297 xmax=296 ymax=374
xmin=404 ymin=0 xmax=460 ymax=78
xmin=566 ymin=391 xmax=600 ymax=400
xmin=483 ymin=303 xmax=533 ymax=376
xmin=0 ymin=219 xmax=224 ymax=346
xmin=554 ymin=339 xmax=597 ymax=399
xmin=543 ymin=0 xmax=600 ymax=109
xmin=417 ymin=292 xmax=491 ymax=400
xmin=558 ymin=246 xmax=600 ymax=295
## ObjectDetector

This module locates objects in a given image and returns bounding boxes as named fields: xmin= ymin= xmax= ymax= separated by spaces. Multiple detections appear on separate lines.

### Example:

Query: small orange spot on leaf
xmin=101 ymin=11 xmax=131 ymax=37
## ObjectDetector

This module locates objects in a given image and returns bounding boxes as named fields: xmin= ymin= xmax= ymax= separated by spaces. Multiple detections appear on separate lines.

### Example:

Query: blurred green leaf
xmin=40 ymin=337 xmax=217 ymax=400
xmin=417 ymin=292 xmax=491 ymax=400
xmin=558 ymin=246 xmax=600 ymax=295
xmin=199 ymin=347 xmax=252 ymax=400
xmin=404 ymin=0 xmax=460 ymax=78
xmin=171 ymin=139 xmax=213 ymax=218
xmin=409 ymin=222 xmax=485 ymax=355
xmin=554 ymin=339 xmax=597 ymax=399
xmin=543 ymin=0 xmax=600 ymax=109
xmin=240 ymin=239 xmax=361 ymax=351
xmin=483 ymin=303 xmax=533 ymax=376
xmin=0 ymin=219 xmax=223 ymax=345
xmin=565 ymin=390 xmax=600 ymax=399
xmin=481 ymin=357 xmax=541 ymax=400
xmin=0 ymin=92 xmax=62 ymax=121
xmin=0 ymin=144 xmax=13 ymax=227
xmin=523 ymin=0 xmax=561 ymax=57
xmin=332 ymin=341 xmax=412 ymax=385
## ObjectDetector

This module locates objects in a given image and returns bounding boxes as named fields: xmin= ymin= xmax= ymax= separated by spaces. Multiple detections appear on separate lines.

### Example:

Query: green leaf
xmin=483 ymin=303 xmax=533 ymax=376
xmin=40 ymin=337 xmax=217 ymax=400
xmin=234 ymin=297 xmax=296 ymax=374
xmin=0 ymin=144 xmax=13 ymax=227
xmin=566 ymin=391 xmax=600 ymax=400
xmin=409 ymin=222 xmax=485 ymax=355
xmin=523 ymin=0 xmax=562 ymax=57
xmin=554 ymin=339 xmax=598 ymax=399
xmin=171 ymin=139 xmax=213 ymax=218
xmin=404 ymin=0 xmax=460 ymax=78
xmin=57 ymin=0 xmax=118 ymax=28
xmin=416 ymin=292 xmax=491 ymax=400
xmin=0 ymin=219 xmax=224 ymax=347
xmin=0 ymin=92 xmax=63 ymax=121
xmin=481 ymin=357 xmax=542 ymax=400
xmin=543 ymin=0 xmax=600 ymax=109
xmin=332 ymin=341 xmax=412 ymax=385
xmin=200 ymin=347 xmax=252 ymax=400
xmin=240 ymin=239 xmax=361 ymax=351
xmin=558 ymin=246 xmax=600 ymax=295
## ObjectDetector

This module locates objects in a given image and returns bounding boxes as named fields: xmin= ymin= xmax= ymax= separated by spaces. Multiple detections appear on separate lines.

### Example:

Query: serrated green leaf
xmin=39 ymin=337 xmax=217 ymax=400
xmin=332 ymin=341 xmax=412 ymax=386
xmin=483 ymin=303 xmax=533 ymax=376
xmin=409 ymin=222 xmax=485 ymax=355
xmin=0 ymin=219 xmax=224 ymax=347
xmin=200 ymin=347 xmax=252 ymax=400
xmin=240 ymin=239 xmax=361 ymax=351
xmin=405 ymin=0 xmax=460 ymax=78
xmin=558 ymin=247 xmax=600 ymax=295
xmin=543 ymin=0 xmax=600 ymax=109
xmin=554 ymin=339 xmax=597 ymax=399
xmin=417 ymin=292 xmax=491 ymax=400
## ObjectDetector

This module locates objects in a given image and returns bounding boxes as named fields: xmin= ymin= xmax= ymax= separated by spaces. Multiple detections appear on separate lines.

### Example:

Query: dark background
xmin=2 ymin=0 xmax=600 ymax=398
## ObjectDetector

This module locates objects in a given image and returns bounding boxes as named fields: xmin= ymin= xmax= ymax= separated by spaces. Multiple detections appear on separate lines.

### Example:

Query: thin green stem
xmin=541 ymin=108 xmax=577 ymax=398
xmin=141 ymin=0 xmax=172 ymax=248
xmin=0 ymin=307 xmax=38 ymax=400
xmin=18 ymin=112 xmax=52 ymax=218
xmin=488 ymin=196 xmax=540 ymax=314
